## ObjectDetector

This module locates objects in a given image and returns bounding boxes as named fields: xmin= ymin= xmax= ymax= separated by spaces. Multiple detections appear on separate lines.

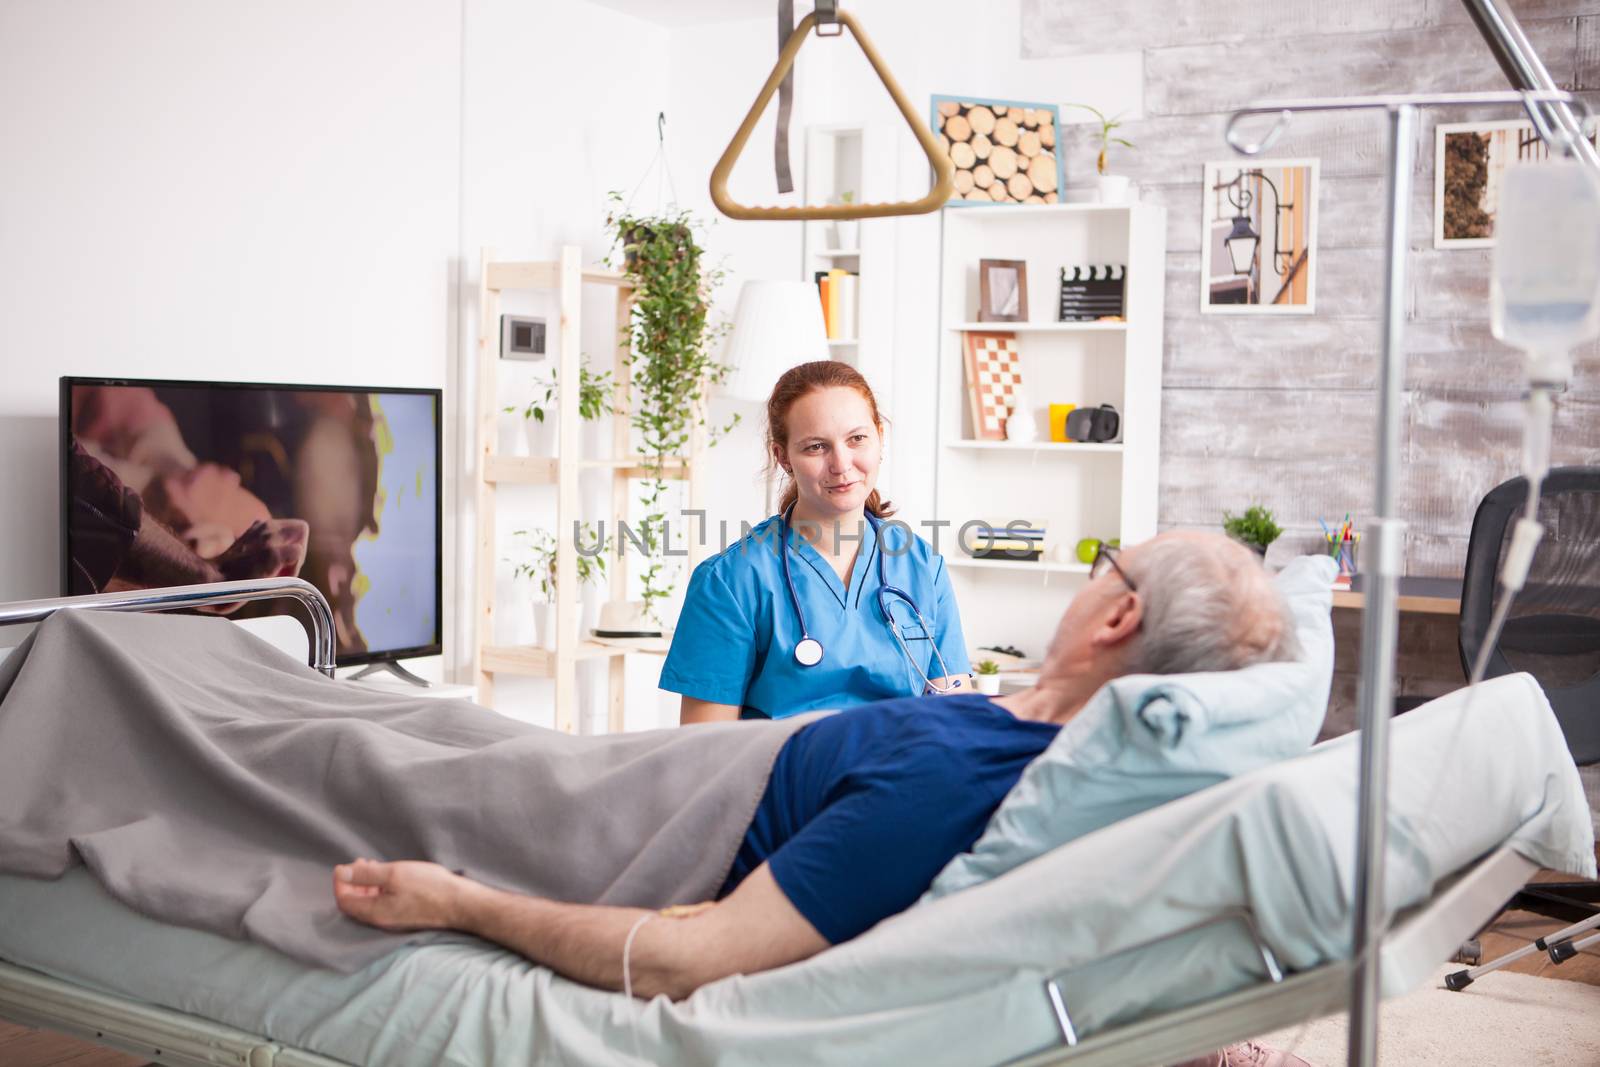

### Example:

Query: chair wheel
xmin=1456 ymin=939 xmax=1482 ymax=965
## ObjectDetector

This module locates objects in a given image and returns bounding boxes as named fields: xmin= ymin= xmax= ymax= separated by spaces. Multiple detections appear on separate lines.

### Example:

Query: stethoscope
xmin=777 ymin=507 xmax=961 ymax=695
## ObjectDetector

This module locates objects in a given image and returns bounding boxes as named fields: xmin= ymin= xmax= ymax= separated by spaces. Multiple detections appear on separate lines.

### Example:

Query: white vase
xmin=975 ymin=673 xmax=1001 ymax=696
xmin=833 ymin=219 xmax=860 ymax=250
xmin=1005 ymin=389 xmax=1038 ymax=443
xmin=1097 ymin=174 xmax=1133 ymax=204
xmin=532 ymin=602 xmax=557 ymax=651
xmin=524 ymin=411 xmax=559 ymax=456
xmin=497 ymin=411 xmax=528 ymax=457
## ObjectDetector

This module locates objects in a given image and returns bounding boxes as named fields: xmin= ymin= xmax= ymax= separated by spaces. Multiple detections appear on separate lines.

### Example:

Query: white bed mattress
xmin=0 ymin=673 xmax=1592 ymax=1067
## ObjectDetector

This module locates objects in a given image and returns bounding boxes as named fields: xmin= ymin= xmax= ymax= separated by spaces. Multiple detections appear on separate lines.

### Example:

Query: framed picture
xmin=962 ymin=331 xmax=1022 ymax=441
xmin=1434 ymin=119 xmax=1598 ymax=248
xmin=1200 ymin=158 xmax=1318 ymax=315
xmin=978 ymin=258 xmax=1028 ymax=322
xmin=930 ymin=95 xmax=1062 ymax=205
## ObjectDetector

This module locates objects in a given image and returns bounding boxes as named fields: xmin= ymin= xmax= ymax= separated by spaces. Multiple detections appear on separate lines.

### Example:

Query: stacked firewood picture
xmin=932 ymin=98 xmax=1061 ymax=204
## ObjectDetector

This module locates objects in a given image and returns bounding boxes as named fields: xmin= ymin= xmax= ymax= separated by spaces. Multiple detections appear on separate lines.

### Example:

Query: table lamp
xmin=721 ymin=280 xmax=830 ymax=402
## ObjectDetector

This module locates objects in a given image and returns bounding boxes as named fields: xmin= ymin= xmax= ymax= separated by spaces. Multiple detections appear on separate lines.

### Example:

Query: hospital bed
xmin=0 ymin=579 xmax=1591 ymax=1067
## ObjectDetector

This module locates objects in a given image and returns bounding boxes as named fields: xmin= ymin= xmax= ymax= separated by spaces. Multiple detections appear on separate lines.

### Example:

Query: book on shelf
xmin=815 ymin=269 xmax=859 ymax=341
xmin=968 ymin=546 xmax=1043 ymax=562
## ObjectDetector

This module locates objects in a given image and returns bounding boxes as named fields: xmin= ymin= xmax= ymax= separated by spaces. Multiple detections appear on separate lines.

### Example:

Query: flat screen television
xmin=60 ymin=377 xmax=442 ymax=668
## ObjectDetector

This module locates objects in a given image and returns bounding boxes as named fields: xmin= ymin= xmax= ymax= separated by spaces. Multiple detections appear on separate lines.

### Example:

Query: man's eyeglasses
xmin=1089 ymin=543 xmax=1137 ymax=591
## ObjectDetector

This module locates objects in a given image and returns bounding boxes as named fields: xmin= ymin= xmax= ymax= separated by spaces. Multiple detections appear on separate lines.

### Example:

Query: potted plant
xmin=830 ymin=191 xmax=859 ymax=250
xmin=504 ymin=356 xmax=614 ymax=455
xmin=606 ymin=195 xmax=738 ymax=624
xmin=509 ymin=524 xmax=607 ymax=650
xmin=1222 ymin=505 xmax=1283 ymax=559
xmin=1068 ymin=104 xmax=1135 ymax=204
xmin=974 ymin=659 xmax=1002 ymax=695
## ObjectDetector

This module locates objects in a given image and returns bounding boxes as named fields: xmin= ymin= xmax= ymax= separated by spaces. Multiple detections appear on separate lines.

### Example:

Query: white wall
xmin=0 ymin=1 xmax=461 ymax=647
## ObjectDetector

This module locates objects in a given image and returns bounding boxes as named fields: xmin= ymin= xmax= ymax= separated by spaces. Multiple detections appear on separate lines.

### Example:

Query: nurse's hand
xmin=927 ymin=674 xmax=974 ymax=696
xmin=679 ymin=696 xmax=741 ymax=725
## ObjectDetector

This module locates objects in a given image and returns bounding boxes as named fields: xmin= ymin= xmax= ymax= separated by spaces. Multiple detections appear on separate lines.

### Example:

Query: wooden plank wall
xmin=1023 ymin=0 xmax=1600 ymax=733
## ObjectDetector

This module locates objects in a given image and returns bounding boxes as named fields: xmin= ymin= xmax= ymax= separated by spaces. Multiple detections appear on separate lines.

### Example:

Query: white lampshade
xmin=721 ymin=280 xmax=830 ymax=402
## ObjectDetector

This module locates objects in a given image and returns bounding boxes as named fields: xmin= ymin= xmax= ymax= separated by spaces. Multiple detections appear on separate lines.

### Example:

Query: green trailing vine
xmin=605 ymin=193 xmax=738 ymax=623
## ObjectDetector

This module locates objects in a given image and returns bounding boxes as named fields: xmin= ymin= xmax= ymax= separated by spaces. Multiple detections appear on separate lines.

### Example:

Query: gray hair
xmin=1124 ymin=536 xmax=1301 ymax=676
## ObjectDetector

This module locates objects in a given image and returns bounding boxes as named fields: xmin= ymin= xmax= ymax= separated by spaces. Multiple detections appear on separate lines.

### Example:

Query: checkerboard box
xmin=962 ymin=331 xmax=1021 ymax=441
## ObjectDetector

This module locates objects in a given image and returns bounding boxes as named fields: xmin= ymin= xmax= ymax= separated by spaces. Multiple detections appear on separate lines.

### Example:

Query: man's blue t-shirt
xmin=718 ymin=695 xmax=1060 ymax=944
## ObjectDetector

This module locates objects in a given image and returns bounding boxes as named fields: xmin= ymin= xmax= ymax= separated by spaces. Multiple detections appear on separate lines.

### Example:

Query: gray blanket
xmin=0 ymin=610 xmax=811 ymax=973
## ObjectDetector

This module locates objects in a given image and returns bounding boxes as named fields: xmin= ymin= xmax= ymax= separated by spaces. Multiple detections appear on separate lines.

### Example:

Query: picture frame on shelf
xmin=930 ymin=95 xmax=1063 ymax=205
xmin=978 ymin=258 xmax=1028 ymax=322
xmin=962 ymin=331 xmax=1022 ymax=441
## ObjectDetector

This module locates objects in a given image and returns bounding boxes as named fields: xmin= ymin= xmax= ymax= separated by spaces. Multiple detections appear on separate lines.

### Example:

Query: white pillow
xmin=925 ymin=554 xmax=1337 ymax=900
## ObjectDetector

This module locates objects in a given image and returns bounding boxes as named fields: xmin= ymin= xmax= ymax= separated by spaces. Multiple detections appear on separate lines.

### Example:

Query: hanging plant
xmin=605 ymin=192 xmax=737 ymax=623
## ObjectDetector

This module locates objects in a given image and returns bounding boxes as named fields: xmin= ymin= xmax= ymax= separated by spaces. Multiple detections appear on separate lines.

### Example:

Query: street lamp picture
xmin=1201 ymin=157 xmax=1320 ymax=314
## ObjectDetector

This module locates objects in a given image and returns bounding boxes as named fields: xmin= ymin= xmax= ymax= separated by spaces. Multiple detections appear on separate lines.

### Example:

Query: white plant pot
xmin=832 ymin=219 xmax=860 ymax=249
xmin=975 ymin=673 xmax=1002 ymax=696
xmin=524 ymin=411 xmax=558 ymax=456
xmin=497 ymin=411 xmax=528 ymax=457
xmin=532 ymin=602 xmax=558 ymax=651
xmin=1097 ymin=174 xmax=1133 ymax=204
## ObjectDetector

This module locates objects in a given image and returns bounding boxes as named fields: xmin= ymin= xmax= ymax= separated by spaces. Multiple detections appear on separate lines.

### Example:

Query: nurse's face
xmin=776 ymin=386 xmax=883 ymax=520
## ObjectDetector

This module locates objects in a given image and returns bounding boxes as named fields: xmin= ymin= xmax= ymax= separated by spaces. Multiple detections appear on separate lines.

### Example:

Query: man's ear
xmin=1091 ymin=591 xmax=1143 ymax=652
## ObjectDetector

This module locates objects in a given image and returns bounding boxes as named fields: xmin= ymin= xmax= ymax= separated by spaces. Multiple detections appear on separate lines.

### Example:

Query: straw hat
xmin=590 ymin=600 xmax=671 ymax=653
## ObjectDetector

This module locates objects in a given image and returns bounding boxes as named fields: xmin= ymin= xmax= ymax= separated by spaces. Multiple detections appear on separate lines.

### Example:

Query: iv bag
xmin=1490 ymin=158 xmax=1600 ymax=373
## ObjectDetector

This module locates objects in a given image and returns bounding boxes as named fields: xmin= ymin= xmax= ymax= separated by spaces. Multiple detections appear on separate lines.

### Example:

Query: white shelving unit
xmin=934 ymin=202 xmax=1166 ymax=656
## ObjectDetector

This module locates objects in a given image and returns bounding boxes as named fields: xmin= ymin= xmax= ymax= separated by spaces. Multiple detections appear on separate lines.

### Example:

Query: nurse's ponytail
xmin=767 ymin=360 xmax=895 ymax=519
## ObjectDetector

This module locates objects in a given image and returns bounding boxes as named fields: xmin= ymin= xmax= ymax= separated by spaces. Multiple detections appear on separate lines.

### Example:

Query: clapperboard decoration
xmin=1058 ymin=264 xmax=1126 ymax=322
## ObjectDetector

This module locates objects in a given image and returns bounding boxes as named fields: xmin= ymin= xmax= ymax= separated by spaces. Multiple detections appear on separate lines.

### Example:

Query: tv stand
xmin=349 ymin=661 xmax=432 ymax=688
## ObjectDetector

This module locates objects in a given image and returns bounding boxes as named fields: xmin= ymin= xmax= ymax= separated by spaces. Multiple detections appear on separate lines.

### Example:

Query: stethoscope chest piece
xmin=794 ymin=636 xmax=824 ymax=667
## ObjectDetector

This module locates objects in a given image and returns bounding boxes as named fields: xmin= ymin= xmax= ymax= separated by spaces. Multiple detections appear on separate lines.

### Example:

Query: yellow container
xmin=1048 ymin=403 xmax=1076 ymax=442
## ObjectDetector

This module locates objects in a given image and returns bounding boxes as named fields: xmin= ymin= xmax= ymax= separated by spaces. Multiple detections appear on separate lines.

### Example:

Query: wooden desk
xmin=1331 ymin=576 xmax=1462 ymax=615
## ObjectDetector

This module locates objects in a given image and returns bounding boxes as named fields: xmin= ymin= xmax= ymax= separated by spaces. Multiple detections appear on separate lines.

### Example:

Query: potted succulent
xmin=606 ymin=195 xmax=738 ymax=624
xmin=504 ymin=356 xmax=614 ymax=456
xmin=1222 ymin=505 xmax=1283 ymax=559
xmin=509 ymin=524 xmax=607 ymax=650
xmin=1068 ymin=104 xmax=1135 ymax=204
xmin=974 ymin=659 xmax=1002 ymax=695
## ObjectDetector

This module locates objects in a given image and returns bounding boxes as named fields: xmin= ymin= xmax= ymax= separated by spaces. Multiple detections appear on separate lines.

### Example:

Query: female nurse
xmin=660 ymin=360 xmax=971 ymax=724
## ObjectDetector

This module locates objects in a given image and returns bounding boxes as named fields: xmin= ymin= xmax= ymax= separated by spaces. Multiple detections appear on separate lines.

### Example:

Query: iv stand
xmin=1223 ymin=86 xmax=1588 ymax=1067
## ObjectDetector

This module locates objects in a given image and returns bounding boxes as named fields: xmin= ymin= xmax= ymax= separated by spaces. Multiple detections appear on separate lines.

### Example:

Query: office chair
xmin=1460 ymin=466 xmax=1600 ymax=924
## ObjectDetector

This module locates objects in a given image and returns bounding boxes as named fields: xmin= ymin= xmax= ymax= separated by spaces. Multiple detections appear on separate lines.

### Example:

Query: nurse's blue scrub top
xmin=659 ymin=515 xmax=970 ymax=719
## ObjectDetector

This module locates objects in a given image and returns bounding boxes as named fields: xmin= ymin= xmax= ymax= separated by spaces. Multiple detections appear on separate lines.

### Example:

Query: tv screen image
xmin=62 ymin=378 xmax=441 ymax=665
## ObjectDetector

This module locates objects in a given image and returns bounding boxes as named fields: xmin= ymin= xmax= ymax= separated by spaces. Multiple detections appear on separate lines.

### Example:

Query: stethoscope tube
xmin=777 ymin=508 xmax=959 ymax=695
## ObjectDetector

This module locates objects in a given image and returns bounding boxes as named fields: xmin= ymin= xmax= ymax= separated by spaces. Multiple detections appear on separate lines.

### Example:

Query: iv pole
xmin=1224 ymin=82 xmax=1591 ymax=1067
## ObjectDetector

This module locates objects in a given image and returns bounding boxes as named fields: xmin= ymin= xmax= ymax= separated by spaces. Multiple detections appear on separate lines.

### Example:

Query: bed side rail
xmin=0 ymin=577 xmax=337 ymax=677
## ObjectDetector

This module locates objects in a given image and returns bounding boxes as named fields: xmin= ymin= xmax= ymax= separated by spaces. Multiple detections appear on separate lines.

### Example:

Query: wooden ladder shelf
xmin=473 ymin=245 xmax=703 ymax=732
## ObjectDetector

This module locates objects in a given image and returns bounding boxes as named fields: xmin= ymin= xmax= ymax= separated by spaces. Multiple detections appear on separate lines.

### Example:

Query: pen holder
xmin=1326 ymin=533 xmax=1359 ymax=581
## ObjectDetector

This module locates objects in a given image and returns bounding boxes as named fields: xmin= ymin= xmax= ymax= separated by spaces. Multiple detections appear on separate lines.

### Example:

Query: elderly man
xmin=334 ymin=531 xmax=1302 ymax=1004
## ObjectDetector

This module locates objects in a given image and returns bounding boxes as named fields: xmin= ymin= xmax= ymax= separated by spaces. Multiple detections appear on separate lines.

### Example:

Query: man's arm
xmin=333 ymin=859 xmax=827 ymax=1000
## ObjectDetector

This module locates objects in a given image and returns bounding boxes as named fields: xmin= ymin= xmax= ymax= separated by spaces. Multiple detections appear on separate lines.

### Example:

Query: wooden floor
xmin=4 ymin=858 xmax=1598 ymax=1066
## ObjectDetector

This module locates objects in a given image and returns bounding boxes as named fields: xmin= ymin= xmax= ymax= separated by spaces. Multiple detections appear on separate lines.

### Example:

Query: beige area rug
xmin=1260 ymin=964 xmax=1600 ymax=1066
